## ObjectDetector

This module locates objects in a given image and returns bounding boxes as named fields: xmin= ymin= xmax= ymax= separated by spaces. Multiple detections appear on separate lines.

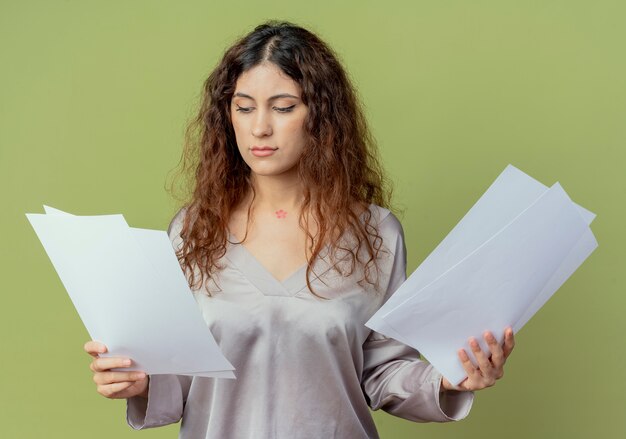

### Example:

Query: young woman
xmin=84 ymin=20 xmax=515 ymax=439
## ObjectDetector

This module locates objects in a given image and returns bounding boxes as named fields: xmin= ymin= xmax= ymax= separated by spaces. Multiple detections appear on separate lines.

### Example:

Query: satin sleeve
xmin=360 ymin=213 xmax=474 ymax=422
xmin=126 ymin=374 xmax=193 ymax=429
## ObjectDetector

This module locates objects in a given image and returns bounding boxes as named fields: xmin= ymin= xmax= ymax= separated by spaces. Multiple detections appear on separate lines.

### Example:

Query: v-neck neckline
xmin=224 ymin=231 xmax=338 ymax=297
xmin=223 ymin=204 xmax=382 ymax=297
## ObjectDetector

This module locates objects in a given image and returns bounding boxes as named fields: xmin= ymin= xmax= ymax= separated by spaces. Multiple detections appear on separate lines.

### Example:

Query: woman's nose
xmin=251 ymin=110 xmax=272 ymax=137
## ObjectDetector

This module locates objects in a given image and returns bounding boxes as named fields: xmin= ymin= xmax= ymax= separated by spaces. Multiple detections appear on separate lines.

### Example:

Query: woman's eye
xmin=234 ymin=104 xmax=296 ymax=113
xmin=274 ymin=105 xmax=296 ymax=113
xmin=235 ymin=105 xmax=252 ymax=113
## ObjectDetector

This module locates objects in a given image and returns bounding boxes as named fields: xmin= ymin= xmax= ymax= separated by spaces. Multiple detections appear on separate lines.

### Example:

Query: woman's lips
xmin=251 ymin=147 xmax=277 ymax=157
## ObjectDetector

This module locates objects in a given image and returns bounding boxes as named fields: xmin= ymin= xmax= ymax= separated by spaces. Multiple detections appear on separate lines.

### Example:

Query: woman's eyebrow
xmin=233 ymin=92 xmax=300 ymax=101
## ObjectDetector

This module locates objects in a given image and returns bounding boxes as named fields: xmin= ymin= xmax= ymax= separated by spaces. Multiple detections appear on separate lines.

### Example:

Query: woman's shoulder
xmin=366 ymin=203 xmax=404 ymax=239
xmin=167 ymin=205 xmax=190 ymax=238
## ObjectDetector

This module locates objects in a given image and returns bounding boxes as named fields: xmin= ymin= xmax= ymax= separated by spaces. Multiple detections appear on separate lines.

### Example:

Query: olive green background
xmin=1 ymin=1 xmax=624 ymax=438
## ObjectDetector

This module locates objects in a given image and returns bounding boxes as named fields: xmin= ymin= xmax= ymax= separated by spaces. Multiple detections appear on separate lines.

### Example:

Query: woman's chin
xmin=249 ymin=164 xmax=299 ymax=178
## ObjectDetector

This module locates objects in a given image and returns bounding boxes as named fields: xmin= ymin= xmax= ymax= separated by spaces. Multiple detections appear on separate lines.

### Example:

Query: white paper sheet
xmin=366 ymin=164 xmax=598 ymax=385
xmin=27 ymin=205 xmax=235 ymax=378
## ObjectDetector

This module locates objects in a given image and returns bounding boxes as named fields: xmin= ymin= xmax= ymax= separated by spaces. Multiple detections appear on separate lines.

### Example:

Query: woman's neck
xmin=247 ymin=171 xmax=305 ymax=214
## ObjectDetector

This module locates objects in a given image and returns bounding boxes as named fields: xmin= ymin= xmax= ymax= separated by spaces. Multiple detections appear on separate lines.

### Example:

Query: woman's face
xmin=230 ymin=62 xmax=308 ymax=178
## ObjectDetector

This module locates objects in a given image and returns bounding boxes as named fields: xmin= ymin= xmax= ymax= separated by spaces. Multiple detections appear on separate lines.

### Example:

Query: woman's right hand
xmin=84 ymin=340 xmax=150 ymax=399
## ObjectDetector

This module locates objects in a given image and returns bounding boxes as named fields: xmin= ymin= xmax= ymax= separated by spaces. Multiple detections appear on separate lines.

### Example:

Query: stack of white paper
xmin=26 ymin=205 xmax=235 ymax=379
xmin=366 ymin=164 xmax=598 ymax=385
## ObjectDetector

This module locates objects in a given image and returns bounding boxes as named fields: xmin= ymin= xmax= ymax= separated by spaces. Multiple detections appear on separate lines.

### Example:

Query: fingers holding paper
xmin=83 ymin=340 xmax=150 ymax=399
xmin=441 ymin=327 xmax=515 ymax=392
xmin=84 ymin=340 xmax=107 ymax=358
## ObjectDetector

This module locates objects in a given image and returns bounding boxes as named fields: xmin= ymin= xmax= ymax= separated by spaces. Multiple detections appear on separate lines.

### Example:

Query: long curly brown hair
xmin=167 ymin=20 xmax=397 ymax=298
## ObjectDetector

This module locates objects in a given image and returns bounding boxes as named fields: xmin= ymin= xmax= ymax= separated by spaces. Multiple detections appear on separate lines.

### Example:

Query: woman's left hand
xmin=441 ymin=327 xmax=515 ymax=392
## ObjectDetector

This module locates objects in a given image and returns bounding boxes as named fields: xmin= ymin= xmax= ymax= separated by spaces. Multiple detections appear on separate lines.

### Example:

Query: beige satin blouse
xmin=126 ymin=204 xmax=473 ymax=438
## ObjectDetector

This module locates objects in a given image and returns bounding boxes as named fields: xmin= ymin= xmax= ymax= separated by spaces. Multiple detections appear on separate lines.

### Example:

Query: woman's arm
xmin=360 ymin=212 xmax=474 ymax=422
xmin=361 ymin=331 xmax=475 ymax=422
xmin=126 ymin=374 xmax=193 ymax=430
